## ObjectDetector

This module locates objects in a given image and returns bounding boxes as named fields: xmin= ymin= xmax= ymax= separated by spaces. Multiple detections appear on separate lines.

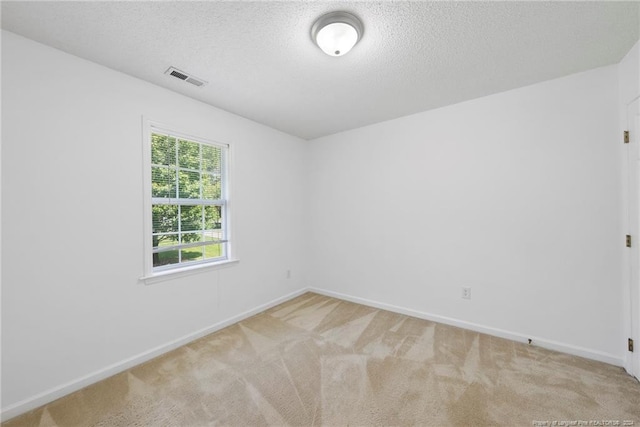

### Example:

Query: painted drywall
xmin=1 ymin=30 xmax=306 ymax=413
xmin=2 ymin=26 xmax=636 ymax=420
xmin=619 ymin=40 xmax=639 ymax=109
xmin=306 ymin=64 xmax=623 ymax=362
xmin=619 ymin=39 xmax=640 ymax=375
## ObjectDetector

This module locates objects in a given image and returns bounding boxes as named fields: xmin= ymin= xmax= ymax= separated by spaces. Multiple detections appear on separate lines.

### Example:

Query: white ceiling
xmin=2 ymin=1 xmax=638 ymax=140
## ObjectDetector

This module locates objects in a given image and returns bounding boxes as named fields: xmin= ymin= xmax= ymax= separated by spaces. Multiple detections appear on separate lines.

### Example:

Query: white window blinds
xmin=150 ymin=129 xmax=228 ymax=270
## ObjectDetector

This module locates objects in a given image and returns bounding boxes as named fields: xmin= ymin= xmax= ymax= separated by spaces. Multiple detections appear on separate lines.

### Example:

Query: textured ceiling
xmin=2 ymin=1 xmax=639 ymax=140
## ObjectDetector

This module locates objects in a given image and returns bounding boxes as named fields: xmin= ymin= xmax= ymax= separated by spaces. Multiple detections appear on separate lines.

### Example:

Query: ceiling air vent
xmin=165 ymin=67 xmax=207 ymax=87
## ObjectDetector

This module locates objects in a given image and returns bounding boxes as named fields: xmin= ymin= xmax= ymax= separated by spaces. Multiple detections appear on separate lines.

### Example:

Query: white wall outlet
xmin=286 ymin=270 xmax=291 ymax=279
xmin=462 ymin=287 xmax=471 ymax=299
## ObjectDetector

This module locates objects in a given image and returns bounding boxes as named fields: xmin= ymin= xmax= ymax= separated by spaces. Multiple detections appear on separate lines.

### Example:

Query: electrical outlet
xmin=286 ymin=270 xmax=291 ymax=279
xmin=462 ymin=287 xmax=471 ymax=299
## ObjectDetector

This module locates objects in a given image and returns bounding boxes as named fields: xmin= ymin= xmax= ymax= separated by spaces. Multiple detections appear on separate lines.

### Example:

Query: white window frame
xmin=141 ymin=119 xmax=238 ymax=284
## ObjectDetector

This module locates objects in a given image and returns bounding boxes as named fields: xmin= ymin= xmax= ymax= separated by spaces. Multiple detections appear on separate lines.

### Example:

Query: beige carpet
xmin=4 ymin=292 xmax=640 ymax=426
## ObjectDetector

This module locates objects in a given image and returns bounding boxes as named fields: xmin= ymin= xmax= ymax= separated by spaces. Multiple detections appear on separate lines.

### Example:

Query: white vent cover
xmin=165 ymin=67 xmax=207 ymax=87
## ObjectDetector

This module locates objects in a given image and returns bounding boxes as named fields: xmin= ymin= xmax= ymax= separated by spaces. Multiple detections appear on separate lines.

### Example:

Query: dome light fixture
xmin=311 ymin=11 xmax=363 ymax=57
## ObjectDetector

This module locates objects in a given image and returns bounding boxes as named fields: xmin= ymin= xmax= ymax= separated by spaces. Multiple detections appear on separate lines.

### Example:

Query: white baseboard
xmin=2 ymin=286 xmax=624 ymax=421
xmin=0 ymin=287 xmax=309 ymax=422
xmin=308 ymin=287 xmax=624 ymax=367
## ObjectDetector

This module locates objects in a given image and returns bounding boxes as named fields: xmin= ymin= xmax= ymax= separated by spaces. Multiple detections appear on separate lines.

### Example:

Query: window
xmin=144 ymin=124 xmax=231 ymax=278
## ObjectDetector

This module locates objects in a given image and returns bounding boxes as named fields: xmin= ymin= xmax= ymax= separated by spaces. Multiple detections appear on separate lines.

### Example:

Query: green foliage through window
xmin=150 ymin=131 xmax=227 ymax=269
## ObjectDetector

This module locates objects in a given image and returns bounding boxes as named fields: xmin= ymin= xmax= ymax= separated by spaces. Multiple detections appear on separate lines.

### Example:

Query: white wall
xmin=2 ymin=27 xmax=636 ymax=420
xmin=619 ymin=40 xmax=639 ymax=109
xmin=307 ymin=64 xmax=624 ymax=363
xmin=1 ymin=30 xmax=307 ymax=414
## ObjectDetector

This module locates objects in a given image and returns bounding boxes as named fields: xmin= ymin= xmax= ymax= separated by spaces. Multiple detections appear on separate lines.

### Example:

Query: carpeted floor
xmin=4 ymin=292 xmax=640 ymax=426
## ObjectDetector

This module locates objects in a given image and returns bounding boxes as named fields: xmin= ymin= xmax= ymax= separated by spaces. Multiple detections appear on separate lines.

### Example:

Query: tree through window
xmin=150 ymin=129 xmax=228 ymax=270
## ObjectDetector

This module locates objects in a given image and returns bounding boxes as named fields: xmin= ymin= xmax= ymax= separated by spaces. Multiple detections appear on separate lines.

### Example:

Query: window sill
xmin=140 ymin=259 xmax=239 ymax=285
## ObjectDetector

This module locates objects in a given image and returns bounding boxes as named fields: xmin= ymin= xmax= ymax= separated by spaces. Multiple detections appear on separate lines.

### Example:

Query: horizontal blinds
xmin=151 ymin=132 xmax=224 ymax=202
xmin=150 ymin=129 xmax=228 ymax=269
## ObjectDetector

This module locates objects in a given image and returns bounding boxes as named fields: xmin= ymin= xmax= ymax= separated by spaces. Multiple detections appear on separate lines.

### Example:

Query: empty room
xmin=2 ymin=1 xmax=640 ymax=426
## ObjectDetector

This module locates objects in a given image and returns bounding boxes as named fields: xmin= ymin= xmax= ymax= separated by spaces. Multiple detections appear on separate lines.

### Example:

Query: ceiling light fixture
xmin=311 ymin=11 xmax=363 ymax=57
